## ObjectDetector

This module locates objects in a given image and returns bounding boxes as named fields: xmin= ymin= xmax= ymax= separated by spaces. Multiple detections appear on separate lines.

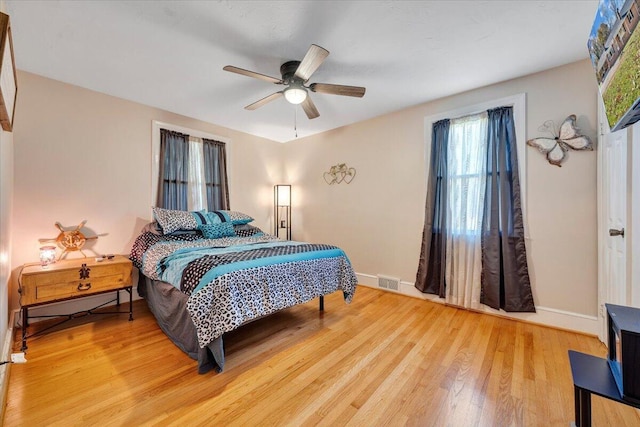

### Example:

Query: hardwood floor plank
xmin=5 ymin=286 xmax=640 ymax=426
xmin=283 ymin=310 xmax=424 ymax=425
xmin=345 ymin=306 xmax=458 ymax=425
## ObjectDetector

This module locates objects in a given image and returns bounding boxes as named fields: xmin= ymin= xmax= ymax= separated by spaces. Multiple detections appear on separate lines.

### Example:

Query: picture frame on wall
xmin=587 ymin=0 xmax=640 ymax=131
xmin=0 ymin=12 xmax=17 ymax=132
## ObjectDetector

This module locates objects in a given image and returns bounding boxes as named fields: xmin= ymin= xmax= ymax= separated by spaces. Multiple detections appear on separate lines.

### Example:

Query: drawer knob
xmin=77 ymin=283 xmax=92 ymax=291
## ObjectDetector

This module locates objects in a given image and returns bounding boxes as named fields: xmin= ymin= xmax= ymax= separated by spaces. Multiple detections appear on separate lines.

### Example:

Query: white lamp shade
xmin=284 ymin=87 xmax=307 ymax=105
xmin=276 ymin=185 xmax=291 ymax=206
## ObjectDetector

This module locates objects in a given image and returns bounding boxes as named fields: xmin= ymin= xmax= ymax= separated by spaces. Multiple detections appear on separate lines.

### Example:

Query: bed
xmin=129 ymin=208 xmax=358 ymax=374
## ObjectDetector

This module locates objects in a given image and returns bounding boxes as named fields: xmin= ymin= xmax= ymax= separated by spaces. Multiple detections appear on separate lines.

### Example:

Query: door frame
xmin=597 ymin=93 xmax=610 ymax=342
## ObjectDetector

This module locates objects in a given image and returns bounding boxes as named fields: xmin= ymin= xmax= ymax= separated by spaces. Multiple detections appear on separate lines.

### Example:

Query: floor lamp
xmin=274 ymin=185 xmax=291 ymax=240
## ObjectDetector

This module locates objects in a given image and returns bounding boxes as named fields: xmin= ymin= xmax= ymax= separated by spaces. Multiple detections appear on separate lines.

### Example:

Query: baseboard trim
xmin=0 ymin=310 xmax=15 ymax=425
xmin=355 ymin=272 xmax=599 ymax=336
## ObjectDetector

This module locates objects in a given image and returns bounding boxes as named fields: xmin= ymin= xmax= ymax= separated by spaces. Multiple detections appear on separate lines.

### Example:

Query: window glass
xmin=447 ymin=112 xmax=488 ymax=234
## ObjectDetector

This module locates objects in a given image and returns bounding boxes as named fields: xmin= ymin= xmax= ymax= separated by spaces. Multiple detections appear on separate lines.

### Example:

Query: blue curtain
xmin=415 ymin=119 xmax=450 ymax=297
xmin=480 ymin=107 xmax=535 ymax=312
xmin=202 ymin=138 xmax=230 ymax=211
xmin=157 ymin=129 xmax=189 ymax=210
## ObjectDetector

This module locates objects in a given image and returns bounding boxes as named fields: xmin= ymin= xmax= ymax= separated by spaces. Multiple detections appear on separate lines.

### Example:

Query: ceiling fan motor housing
xmin=280 ymin=60 xmax=303 ymax=84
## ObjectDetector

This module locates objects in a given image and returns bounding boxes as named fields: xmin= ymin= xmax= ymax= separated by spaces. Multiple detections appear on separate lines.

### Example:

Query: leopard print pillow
xmin=153 ymin=207 xmax=212 ymax=235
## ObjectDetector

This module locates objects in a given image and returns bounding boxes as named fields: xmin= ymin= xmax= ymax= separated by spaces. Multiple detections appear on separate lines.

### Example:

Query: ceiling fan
xmin=223 ymin=44 xmax=366 ymax=120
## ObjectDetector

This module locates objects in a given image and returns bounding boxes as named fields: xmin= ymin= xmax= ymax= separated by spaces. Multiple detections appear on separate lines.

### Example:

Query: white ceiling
xmin=6 ymin=1 xmax=599 ymax=143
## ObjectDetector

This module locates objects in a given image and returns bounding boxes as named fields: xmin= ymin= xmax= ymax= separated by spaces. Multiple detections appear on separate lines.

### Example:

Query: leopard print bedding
xmin=130 ymin=230 xmax=357 ymax=349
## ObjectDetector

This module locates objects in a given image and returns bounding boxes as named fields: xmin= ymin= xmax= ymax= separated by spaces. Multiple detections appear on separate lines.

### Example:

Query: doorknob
xmin=609 ymin=228 xmax=625 ymax=237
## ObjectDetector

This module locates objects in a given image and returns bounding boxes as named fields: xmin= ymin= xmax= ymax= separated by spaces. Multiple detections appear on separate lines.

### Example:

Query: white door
xmin=599 ymin=126 xmax=628 ymax=341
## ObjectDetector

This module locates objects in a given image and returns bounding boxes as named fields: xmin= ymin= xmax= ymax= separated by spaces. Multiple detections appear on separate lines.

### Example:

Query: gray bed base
xmin=138 ymin=276 xmax=224 ymax=374
xmin=138 ymin=276 xmax=324 ymax=374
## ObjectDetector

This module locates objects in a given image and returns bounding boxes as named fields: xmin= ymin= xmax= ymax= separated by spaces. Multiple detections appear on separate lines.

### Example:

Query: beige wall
xmin=0 ymin=0 xmax=11 ymax=342
xmin=0 ymin=114 xmax=12 ymax=342
xmin=10 ymin=71 xmax=284 ymax=310
xmin=284 ymin=59 xmax=599 ymax=318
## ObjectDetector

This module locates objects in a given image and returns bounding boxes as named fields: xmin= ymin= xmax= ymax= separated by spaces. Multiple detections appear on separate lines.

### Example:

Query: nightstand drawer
xmin=34 ymin=273 xmax=128 ymax=301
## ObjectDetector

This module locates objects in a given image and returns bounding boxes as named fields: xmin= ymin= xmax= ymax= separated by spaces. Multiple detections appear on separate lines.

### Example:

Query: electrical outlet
xmin=11 ymin=352 xmax=26 ymax=364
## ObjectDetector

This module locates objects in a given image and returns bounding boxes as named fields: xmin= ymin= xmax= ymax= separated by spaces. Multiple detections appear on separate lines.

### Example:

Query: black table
xmin=568 ymin=350 xmax=640 ymax=427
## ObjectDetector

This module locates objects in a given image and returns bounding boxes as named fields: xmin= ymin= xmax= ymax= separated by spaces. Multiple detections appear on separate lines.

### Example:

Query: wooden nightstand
xmin=19 ymin=255 xmax=133 ymax=351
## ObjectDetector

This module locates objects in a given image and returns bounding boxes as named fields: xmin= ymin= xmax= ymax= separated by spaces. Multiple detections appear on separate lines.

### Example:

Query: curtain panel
xmin=480 ymin=107 xmax=535 ymax=312
xmin=444 ymin=113 xmax=488 ymax=309
xmin=187 ymin=136 xmax=207 ymax=210
xmin=415 ymin=119 xmax=450 ymax=297
xmin=202 ymin=138 xmax=230 ymax=211
xmin=157 ymin=129 xmax=190 ymax=210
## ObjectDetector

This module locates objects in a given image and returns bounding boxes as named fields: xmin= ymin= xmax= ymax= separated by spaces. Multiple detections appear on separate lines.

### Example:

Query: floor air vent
xmin=377 ymin=275 xmax=400 ymax=291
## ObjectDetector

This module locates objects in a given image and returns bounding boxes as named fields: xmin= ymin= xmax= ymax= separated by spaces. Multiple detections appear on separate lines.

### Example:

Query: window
xmin=416 ymin=94 xmax=534 ymax=312
xmin=151 ymin=121 xmax=231 ymax=212
xmin=628 ymin=10 xmax=634 ymax=22
xmin=424 ymin=93 xmax=528 ymax=232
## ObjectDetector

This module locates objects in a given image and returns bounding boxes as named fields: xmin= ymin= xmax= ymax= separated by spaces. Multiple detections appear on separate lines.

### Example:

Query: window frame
xmin=151 ymin=120 xmax=232 ymax=214
xmin=423 ymin=93 xmax=528 ymax=236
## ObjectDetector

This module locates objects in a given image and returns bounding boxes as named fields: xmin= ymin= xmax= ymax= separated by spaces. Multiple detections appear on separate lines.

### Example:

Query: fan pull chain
xmin=294 ymin=107 xmax=298 ymax=138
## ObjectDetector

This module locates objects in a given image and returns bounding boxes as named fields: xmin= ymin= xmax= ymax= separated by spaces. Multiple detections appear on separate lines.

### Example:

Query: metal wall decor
xmin=39 ymin=220 xmax=100 ymax=259
xmin=526 ymin=114 xmax=593 ymax=167
xmin=323 ymin=163 xmax=356 ymax=185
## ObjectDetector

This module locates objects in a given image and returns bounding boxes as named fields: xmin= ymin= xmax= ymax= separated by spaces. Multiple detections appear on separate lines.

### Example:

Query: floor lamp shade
xmin=274 ymin=185 xmax=291 ymax=240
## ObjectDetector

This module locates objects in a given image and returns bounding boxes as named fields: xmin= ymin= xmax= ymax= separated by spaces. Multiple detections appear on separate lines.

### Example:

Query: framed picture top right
xmin=588 ymin=0 xmax=640 ymax=131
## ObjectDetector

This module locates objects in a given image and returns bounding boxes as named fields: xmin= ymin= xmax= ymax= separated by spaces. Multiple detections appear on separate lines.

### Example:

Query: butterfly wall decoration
xmin=526 ymin=114 xmax=594 ymax=167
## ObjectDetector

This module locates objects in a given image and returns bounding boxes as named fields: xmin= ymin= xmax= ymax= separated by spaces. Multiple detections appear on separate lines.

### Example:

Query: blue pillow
xmin=207 ymin=210 xmax=254 ymax=225
xmin=199 ymin=222 xmax=236 ymax=239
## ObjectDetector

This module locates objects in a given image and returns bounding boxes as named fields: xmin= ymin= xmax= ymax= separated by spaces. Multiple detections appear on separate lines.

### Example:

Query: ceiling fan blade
xmin=294 ymin=44 xmax=329 ymax=82
xmin=310 ymin=83 xmax=366 ymax=98
xmin=301 ymin=96 xmax=320 ymax=120
xmin=245 ymin=91 xmax=284 ymax=110
xmin=223 ymin=65 xmax=283 ymax=84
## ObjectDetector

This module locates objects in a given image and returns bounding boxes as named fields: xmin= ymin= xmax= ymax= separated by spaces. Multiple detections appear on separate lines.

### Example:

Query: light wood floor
xmin=4 ymin=286 xmax=640 ymax=426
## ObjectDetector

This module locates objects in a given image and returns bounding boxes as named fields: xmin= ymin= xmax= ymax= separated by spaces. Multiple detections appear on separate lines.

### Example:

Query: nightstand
xmin=19 ymin=255 xmax=133 ymax=351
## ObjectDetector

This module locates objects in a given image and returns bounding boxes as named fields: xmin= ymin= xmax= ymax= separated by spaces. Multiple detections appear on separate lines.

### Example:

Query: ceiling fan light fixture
xmin=284 ymin=86 xmax=307 ymax=105
xmin=224 ymin=44 xmax=366 ymax=120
